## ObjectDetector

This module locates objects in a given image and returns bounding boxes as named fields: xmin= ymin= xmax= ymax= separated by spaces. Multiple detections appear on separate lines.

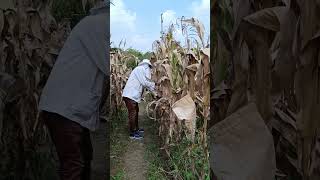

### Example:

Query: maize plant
xmin=0 ymin=0 xmax=71 ymax=179
xmin=211 ymin=0 xmax=320 ymax=179
xmin=145 ymin=17 xmax=210 ymax=179
xmin=0 ymin=0 xmax=104 ymax=178
xmin=110 ymin=47 xmax=138 ymax=114
xmin=148 ymin=17 xmax=210 ymax=143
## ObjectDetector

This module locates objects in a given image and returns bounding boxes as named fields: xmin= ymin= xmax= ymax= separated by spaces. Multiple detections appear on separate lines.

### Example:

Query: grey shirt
xmin=38 ymin=3 xmax=109 ymax=131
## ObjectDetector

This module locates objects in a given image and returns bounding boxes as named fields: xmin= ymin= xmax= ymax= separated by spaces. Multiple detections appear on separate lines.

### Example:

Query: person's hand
xmin=153 ymin=92 xmax=161 ymax=99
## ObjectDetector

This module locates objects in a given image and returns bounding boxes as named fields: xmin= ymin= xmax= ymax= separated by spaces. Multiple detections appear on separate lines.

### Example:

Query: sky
xmin=110 ymin=0 xmax=210 ymax=53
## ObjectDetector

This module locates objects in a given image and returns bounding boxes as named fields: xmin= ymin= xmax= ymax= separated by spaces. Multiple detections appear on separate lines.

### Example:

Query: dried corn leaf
xmin=30 ymin=12 xmax=43 ymax=41
xmin=5 ymin=10 xmax=16 ymax=36
xmin=186 ymin=63 xmax=198 ymax=72
xmin=269 ymin=116 xmax=297 ymax=147
xmin=0 ymin=72 xmax=16 ymax=99
xmin=310 ymin=132 xmax=320 ymax=178
xmin=182 ymin=17 xmax=206 ymax=47
xmin=209 ymin=103 xmax=276 ymax=180
xmin=299 ymin=0 xmax=320 ymax=50
xmin=201 ymin=48 xmax=210 ymax=58
xmin=172 ymin=94 xmax=197 ymax=141
xmin=214 ymin=32 xmax=230 ymax=85
xmin=273 ymin=7 xmax=298 ymax=91
xmin=0 ymin=98 xmax=3 ymax=139
xmin=214 ymin=0 xmax=320 ymax=178
xmin=0 ymin=10 xmax=4 ymax=36
xmin=275 ymin=108 xmax=297 ymax=130
xmin=0 ymin=73 xmax=15 ymax=138
xmin=231 ymin=0 xmax=251 ymax=38
xmin=226 ymin=38 xmax=249 ymax=116
xmin=244 ymin=7 xmax=284 ymax=32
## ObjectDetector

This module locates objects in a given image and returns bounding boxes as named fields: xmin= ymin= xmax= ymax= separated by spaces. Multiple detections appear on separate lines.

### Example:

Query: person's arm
xmin=135 ymin=67 xmax=156 ymax=93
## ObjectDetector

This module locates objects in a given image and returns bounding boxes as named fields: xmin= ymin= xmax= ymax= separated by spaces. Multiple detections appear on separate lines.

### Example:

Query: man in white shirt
xmin=38 ymin=1 xmax=109 ymax=179
xmin=122 ymin=59 xmax=158 ymax=139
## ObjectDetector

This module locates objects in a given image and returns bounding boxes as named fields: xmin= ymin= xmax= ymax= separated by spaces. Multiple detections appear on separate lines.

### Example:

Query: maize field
xmin=0 ymin=0 xmax=72 ymax=179
xmin=110 ymin=48 xmax=137 ymax=113
xmin=111 ymin=16 xmax=210 ymax=179
xmin=211 ymin=0 xmax=320 ymax=179
xmin=0 ymin=0 xmax=100 ymax=178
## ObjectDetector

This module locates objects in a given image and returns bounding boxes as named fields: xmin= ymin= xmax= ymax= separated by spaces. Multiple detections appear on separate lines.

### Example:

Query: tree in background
xmin=112 ymin=47 xmax=153 ymax=70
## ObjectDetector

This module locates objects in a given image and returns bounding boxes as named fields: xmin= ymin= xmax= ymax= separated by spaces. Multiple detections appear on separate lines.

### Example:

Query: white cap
xmin=138 ymin=59 xmax=152 ymax=67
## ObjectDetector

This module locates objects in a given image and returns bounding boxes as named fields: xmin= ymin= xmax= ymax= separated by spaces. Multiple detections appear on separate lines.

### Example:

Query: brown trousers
xmin=42 ymin=111 xmax=93 ymax=180
xmin=123 ymin=97 xmax=139 ymax=133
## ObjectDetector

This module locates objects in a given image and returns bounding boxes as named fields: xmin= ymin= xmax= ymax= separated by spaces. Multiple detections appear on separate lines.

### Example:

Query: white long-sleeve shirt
xmin=122 ymin=63 xmax=155 ymax=103
xmin=38 ymin=3 xmax=109 ymax=131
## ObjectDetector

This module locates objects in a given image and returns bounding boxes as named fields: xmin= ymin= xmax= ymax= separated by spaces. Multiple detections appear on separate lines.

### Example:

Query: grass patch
xmin=144 ymin=117 xmax=210 ymax=180
xmin=111 ymin=169 xmax=125 ymax=180
xmin=167 ymin=134 xmax=210 ymax=180
xmin=110 ymin=109 xmax=129 ymax=178
xmin=111 ymin=104 xmax=210 ymax=180
xmin=144 ymin=118 xmax=167 ymax=180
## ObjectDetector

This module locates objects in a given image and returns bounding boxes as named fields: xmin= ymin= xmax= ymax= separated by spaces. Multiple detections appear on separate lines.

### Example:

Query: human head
xmin=138 ymin=59 xmax=153 ymax=69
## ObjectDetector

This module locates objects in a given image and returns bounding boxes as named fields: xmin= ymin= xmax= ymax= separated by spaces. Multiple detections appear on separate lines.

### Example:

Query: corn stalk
xmin=211 ymin=0 xmax=320 ymax=179
xmin=110 ymin=47 xmax=137 ymax=114
xmin=0 ymin=0 xmax=71 ymax=178
xmin=147 ymin=17 xmax=210 ymax=179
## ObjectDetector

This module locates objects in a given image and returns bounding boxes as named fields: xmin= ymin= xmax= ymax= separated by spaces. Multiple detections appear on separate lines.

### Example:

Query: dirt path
xmin=122 ymin=103 xmax=150 ymax=180
xmin=110 ymin=101 xmax=160 ymax=180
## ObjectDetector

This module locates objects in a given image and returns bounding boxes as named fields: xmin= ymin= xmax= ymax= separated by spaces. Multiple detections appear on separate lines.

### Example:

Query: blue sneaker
xmin=129 ymin=131 xmax=143 ymax=140
xmin=138 ymin=128 xmax=144 ymax=133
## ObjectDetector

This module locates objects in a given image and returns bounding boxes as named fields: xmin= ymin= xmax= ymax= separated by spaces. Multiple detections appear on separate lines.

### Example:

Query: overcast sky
xmin=110 ymin=0 xmax=210 ymax=52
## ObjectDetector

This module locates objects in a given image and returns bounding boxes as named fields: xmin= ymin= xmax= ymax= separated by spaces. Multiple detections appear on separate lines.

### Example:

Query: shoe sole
xmin=129 ymin=135 xmax=143 ymax=139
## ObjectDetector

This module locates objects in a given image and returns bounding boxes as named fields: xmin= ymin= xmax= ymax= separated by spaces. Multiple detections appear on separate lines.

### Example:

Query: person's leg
xmin=123 ymin=97 xmax=137 ymax=134
xmin=80 ymin=128 xmax=93 ymax=180
xmin=135 ymin=102 xmax=139 ymax=130
xmin=43 ymin=111 xmax=84 ymax=180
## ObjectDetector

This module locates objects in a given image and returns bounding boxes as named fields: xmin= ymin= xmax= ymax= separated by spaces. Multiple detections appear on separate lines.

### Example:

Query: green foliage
xmin=110 ymin=109 xmax=129 ymax=177
xmin=126 ymin=48 xmax=144 ymax=60
xmin=170 ymin=52 xmax=183 ymax=90
xmin=167 ymin=134 xmax=210 ymax=180
xmin=111 ymin=169 xmax=125 ymax=180
xmin=144 ymin=118 xmax=210 ymax=180
xmin=123 ymin=48 xmax=153 ymax=70
xmin=144 ymin=119 xmax=167 ymax=180
xmin=126 ymin=58 xmax=138 ymax=70
xmin=125 ymin=48 xmax=153 ymax=60
xmin=146 ymin=144 xmax=167 ymax=180
xmin=143 ymin=52 xmax=153 ymax=60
